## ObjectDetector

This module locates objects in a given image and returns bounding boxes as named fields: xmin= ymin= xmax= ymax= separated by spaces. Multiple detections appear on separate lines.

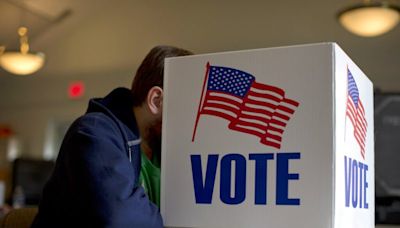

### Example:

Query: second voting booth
xmin=161 ymin=43 xmax=374 ymax=228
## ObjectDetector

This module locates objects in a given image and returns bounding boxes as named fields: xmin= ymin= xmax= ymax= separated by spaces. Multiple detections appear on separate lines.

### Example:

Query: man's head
xmin=131 ymin=45 xmax=192 ymax=158
xmin=131 ymin=45 xmax=193 ymax=107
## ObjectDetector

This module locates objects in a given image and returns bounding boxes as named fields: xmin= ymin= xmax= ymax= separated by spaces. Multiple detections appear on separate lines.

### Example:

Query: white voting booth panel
xmin=161 ymin=43 xmax=374 ymax=228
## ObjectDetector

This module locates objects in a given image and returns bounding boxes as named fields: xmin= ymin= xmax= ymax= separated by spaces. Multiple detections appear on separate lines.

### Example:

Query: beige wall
xmin=0 ymin=71 xmax=133 ymax=158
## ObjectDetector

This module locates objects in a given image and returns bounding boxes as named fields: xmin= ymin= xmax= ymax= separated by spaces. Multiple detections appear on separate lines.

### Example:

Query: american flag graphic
xmin=346 ymin=68 xmax=367 ymax=159
xmin=192 ymin=63 xmax=299 ymax=149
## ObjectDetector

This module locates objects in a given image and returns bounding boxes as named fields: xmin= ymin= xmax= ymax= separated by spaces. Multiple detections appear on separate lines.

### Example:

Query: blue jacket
xmin=32 ymin=88 xmax=163 ymax=228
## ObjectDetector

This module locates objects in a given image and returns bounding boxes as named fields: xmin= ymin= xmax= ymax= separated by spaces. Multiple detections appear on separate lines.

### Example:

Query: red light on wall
xmin=0 ymin=125 xmax=13 ymax=138
xmin=68 ymin=81 xmax=85 ymax=99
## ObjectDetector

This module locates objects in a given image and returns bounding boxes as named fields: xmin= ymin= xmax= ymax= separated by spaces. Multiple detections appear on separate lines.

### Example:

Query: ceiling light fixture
xmin=0 ymin=27 xmax=45 ymax=75
xmin=337 ymin=1 xmax=400 ymax=37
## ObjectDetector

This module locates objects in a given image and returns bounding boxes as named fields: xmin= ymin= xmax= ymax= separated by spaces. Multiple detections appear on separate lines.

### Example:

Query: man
xmin=32 ymin=46 xmax=192 ymax=227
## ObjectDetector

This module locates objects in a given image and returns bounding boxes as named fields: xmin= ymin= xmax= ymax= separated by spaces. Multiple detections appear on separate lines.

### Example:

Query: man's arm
xmin=64 ymin=114 xmax=163 ymax=228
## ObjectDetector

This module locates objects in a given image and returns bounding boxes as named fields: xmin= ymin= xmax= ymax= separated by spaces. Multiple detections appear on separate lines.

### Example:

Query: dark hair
xmin=131 ymin=45 xmax=193 ymax=106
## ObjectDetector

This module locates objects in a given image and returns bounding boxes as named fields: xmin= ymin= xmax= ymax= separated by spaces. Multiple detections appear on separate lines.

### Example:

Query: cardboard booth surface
xmin=161 ymin=43 xmax=374 ymax=228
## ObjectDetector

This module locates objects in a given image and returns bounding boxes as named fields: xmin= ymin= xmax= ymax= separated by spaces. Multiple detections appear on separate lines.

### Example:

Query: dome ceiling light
xmin=337 ymin=1 xmax=400 ymax=37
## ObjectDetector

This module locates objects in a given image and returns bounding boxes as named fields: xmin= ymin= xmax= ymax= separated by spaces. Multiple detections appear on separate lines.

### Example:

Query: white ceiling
xmin=0 ymin=0 xmax=399 ymax=91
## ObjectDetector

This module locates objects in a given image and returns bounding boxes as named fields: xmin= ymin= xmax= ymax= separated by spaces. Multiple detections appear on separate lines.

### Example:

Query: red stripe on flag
xmin=265 ymin=132 xmax=282 ymax=141
xmin=267 ymin=125 xmax=284 ymax=134
xmin=245 ymin=98 xmax=277 ymax=110
xmin=346 ymin=98 xmax=357 ymax=125
xmin=241 ymin=106 xmax=273 ymax=118
xmin=202 ymin=110 xmax=236 ymax=122
xmin=247 ymin=91 xmax=282 ymax=103
xmin=252 ymin=82 xmax=285 ymax=96
xmin=260 ymin=138 xmax=281 ymax=149
xmin=229 ymin=124 xmax=265 ymax=138
xmin=269 ymin=119 xmax=287 ymax=127
xmin=346 ymin=111 xmax=356 ymax=126
xmin=276 ymin=104 xmax=296 ymax=115
xmin=206 ymin=93 xmax=242 ymax=108
xmin=272 ymin=112 xmax=290 ymax=121
xmin=283 ymin=98 xmax=300 ymax=107
xmin=234 ymin=119 xmax=267 ymax=132
xmin=240 ymin=113 xmax=270 ymax=125
xmin=354 ymin=131 xmax=365 ymax=147
xmin=202 ymin=102 xmax=240 ymax=116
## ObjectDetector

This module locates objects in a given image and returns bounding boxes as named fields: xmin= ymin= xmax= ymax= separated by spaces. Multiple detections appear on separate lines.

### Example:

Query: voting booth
xmin=161 ymin=43 xmax=374 ymax=228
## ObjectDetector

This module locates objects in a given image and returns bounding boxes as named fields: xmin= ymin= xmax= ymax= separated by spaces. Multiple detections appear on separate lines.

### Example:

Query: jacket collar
xmin=86 ymin=87 xmax=140 ymax=139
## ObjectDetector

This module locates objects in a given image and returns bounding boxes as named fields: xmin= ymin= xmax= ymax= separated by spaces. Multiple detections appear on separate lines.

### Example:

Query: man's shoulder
xmin=66 ymin=112 xmax=123 ymax=141
xmin=59 ymin=112 xmax=127 ymax=158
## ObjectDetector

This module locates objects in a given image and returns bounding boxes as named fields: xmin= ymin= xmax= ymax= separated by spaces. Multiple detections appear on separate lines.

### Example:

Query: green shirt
xmin=139 ymin=151 xmax=161 ymax=207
